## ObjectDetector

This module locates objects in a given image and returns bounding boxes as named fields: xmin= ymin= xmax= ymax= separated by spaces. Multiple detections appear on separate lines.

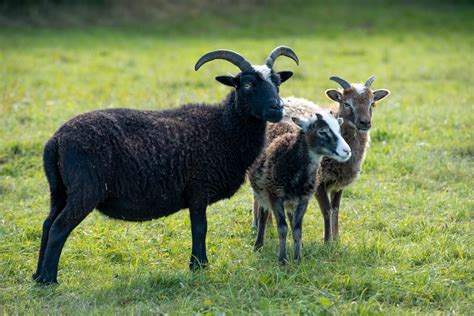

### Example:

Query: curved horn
xmin=330 ymin=76 xmax=351 ymax=90
xmin=194 ymin=50 xmax=252 ymax=72
xmin=365 ymin=75 xmax=376 ymax=88
xmin=265 ymin=46 xmax=299 ymax=69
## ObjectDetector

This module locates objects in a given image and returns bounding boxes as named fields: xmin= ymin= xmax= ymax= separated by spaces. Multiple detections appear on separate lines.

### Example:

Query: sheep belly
xmin=96 ymin=195 xmax=187 ymax=221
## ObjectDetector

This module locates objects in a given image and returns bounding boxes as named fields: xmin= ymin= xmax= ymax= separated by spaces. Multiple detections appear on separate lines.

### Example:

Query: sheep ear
xmin=291 ymin=116 xmax=310 ymax=131
xmin=277 ymin=71 xmax=293 ymax=83
xmin=215 ymin=76 xmax=237 ymax=87
xmin=373 ymin=89 xmax=390 ymax=102
xmin=337 ymin=118 xmax=344 ymax=126
xmin=325 ymin=89 xmax=342 ymax=102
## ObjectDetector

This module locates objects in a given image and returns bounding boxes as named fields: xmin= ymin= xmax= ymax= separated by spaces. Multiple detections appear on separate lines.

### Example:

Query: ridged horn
xmin=265 ymin=46 xmax=299 ymax=69
xmin=194 ymin=50 xmax=252 ymax=72
xmin=330 ymin=76 xmax=351 ymax=90
xmin=365 ymin=75 xmax=376 ymax=88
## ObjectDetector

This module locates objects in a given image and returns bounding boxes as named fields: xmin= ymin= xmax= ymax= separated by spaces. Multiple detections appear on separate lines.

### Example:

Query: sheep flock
xmin=33 ymin=46 xmax=390 ymax=284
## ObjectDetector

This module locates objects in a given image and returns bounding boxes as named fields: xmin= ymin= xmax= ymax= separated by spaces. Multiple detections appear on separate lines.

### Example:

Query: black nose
xmin=270 ymin=98 xmax=283 ymax=110
xmin=358 ymin=119 xmax=371 ymax=128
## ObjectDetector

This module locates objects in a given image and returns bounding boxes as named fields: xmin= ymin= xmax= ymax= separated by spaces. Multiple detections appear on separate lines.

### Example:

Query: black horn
xmin=365 ymin=75 xmax=376 ymax=88
xmin=330 ymin=76 xmax=351 ymax=90
xmin=195 ymin=50 xmax=252 ymax=72
xmin=265 ymin=46 xmax=299 ymax=69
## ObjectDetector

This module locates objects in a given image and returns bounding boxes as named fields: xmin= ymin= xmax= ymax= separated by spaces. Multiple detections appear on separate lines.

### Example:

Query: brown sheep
xmin=280 ymin=76 xmax=390 ymax=241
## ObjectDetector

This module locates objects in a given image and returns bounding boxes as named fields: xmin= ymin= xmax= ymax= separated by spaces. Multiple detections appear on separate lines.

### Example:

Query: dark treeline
xmin=0 ymin=0 xmax=471 ymax=28
xmin=0 ymin=0 xmax=249 ymax=27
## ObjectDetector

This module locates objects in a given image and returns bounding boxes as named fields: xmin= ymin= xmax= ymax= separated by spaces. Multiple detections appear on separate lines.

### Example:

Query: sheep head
xmin=195 ymin=46 xmax=299 ymax=123
xmin=292 ymin=112 xmax=351 ymax=162
xmin=325 ymin=76 xmax=390 ymax=133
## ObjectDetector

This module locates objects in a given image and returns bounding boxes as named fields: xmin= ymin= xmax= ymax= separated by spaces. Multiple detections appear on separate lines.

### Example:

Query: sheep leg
xmin=315 ymin=184 xmax=332 ymax=242
xmin=286 ymin=209 xmax=293 ymax=229
xmin=330 ymin=190 xmax=343 ymax=241
xmin=253 ymin=196 xmax=273 ymax=229
xmin=292 ymin=200 xmax=308 ymax=261
xmin=189 ymin=207 xmax=208 ymax=271
xmin=252 ymin=198 xmax=259 ymax=229
xmin=271 ymin=197 xmax=288 ymax=264
xmin=254 ymin=206 xmax=269 ymax=251
xmin=267 ymin=210 xmax=273 ymax=226
xmin=33 ymin=188 xmax=67 ymax=280
xmin=35 ymin=201 xmax=93 ymax=284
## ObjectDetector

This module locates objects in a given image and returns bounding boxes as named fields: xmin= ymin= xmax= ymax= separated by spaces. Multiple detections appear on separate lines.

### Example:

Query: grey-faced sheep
xmin=248 ymin=110 xmax=351 ymax=263
xmin=279 ymin=76 xmax=390 ymax=242
xmin=33 ymin=46 xmax=299 ymax=284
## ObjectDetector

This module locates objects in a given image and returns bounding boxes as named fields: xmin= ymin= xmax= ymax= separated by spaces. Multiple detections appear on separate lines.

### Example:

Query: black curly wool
xmin=34 ymin=90 xmax=271 ymax=284
xmin=43 ymin=91 xmax=265 ymax=221
xmin=33 ymin=44 xmax=298 ymax=283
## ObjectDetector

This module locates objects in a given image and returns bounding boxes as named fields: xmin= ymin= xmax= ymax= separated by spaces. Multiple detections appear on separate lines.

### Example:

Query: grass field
xmin=1 ymin=1 xmax=473 ymax=314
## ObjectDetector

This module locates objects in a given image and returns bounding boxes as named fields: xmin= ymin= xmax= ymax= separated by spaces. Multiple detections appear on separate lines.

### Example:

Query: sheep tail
xmin=43 ymin=138 xmax=64 ymax=193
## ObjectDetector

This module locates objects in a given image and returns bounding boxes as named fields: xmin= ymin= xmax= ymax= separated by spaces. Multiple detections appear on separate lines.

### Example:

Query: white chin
xmin=358 ymin=129 xmax=370 ymax=134
xmin=331 ymin=154 xmax=351 ymax=162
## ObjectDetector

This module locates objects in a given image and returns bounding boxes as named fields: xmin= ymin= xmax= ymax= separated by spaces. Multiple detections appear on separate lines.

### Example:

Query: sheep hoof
xmin=325 ymin=237 xmax=340 ymax=243
xmin=189 ymin=259 xmax=208 ymax=272
xmin=33 ymin=275 xmax=58 ymax=285
xmin=254 ymin=242 xmax=264 ymax=252
xmin=278 ymin=256 xmax=288 ymax=265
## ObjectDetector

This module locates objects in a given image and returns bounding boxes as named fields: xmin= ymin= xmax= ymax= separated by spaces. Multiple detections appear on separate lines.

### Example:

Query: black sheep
xmin=33 ymin=46 xmax=299 ymax=284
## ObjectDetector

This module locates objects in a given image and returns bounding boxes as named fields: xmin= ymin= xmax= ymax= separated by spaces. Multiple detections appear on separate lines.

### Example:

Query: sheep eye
xmin=318 ymin=130 xmax=326 ymax=137
xmin=344 ymin=102 xmax=351 ymax=108
xmin=243 ymin=83 xmax=252 ymax=90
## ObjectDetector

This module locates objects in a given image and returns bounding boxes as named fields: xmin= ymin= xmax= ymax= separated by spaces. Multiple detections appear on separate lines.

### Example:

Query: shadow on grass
xmin=83 ymin=240 xmax=380 ymax=307
xmin=93 ymin=271 xmax=191 ymax=304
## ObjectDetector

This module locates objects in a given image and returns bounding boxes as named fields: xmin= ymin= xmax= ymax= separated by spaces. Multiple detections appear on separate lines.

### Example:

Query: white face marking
xmin=319 ymin=111 xmax=341 ymax=134
xmin=293 ymin=117 xmax=311 ymax=130
xmin=252 ymin=65 xmax=272 ymax=83
xmin=334 ymin=134 xmax=351 ymax=162
xmin=319 ymin=111 xmax=351 ymax=162
xmin=353 ymin=83 xmax=367 ymax=95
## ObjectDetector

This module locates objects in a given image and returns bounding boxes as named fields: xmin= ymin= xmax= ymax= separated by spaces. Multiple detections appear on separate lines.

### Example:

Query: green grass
xmin=1 ymin=1 xmax=473 ymax=314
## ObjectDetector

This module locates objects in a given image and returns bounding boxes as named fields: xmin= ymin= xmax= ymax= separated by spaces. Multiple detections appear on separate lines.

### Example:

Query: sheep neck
xmin=295 ymin=132 xmax=322 ymax=177
xmin=341 ymin=123 xmax=369 ymax=147
xmin=340 ymin=121 xmax=370 ymax=168
xmin=222 ymin=90 xmax=267 ymax=168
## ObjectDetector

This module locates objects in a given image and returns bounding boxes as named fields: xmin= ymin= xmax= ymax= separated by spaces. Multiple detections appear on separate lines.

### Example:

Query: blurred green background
xmin=1 ymin=1 xmax=473 ymax=314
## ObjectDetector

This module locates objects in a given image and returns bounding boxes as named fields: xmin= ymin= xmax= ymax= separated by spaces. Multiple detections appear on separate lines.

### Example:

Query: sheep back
xmin=50 ymin=104 xmax=262 ymax=221
xmin=282 ymin=97 xmax=370 ymax=193
xmin=249 ymin=123 xmax=316 ymax=210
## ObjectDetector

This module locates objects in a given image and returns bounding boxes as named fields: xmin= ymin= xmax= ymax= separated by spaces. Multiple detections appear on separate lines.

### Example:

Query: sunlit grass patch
xmin=1 ymin=1 xmax=473 ymax=314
